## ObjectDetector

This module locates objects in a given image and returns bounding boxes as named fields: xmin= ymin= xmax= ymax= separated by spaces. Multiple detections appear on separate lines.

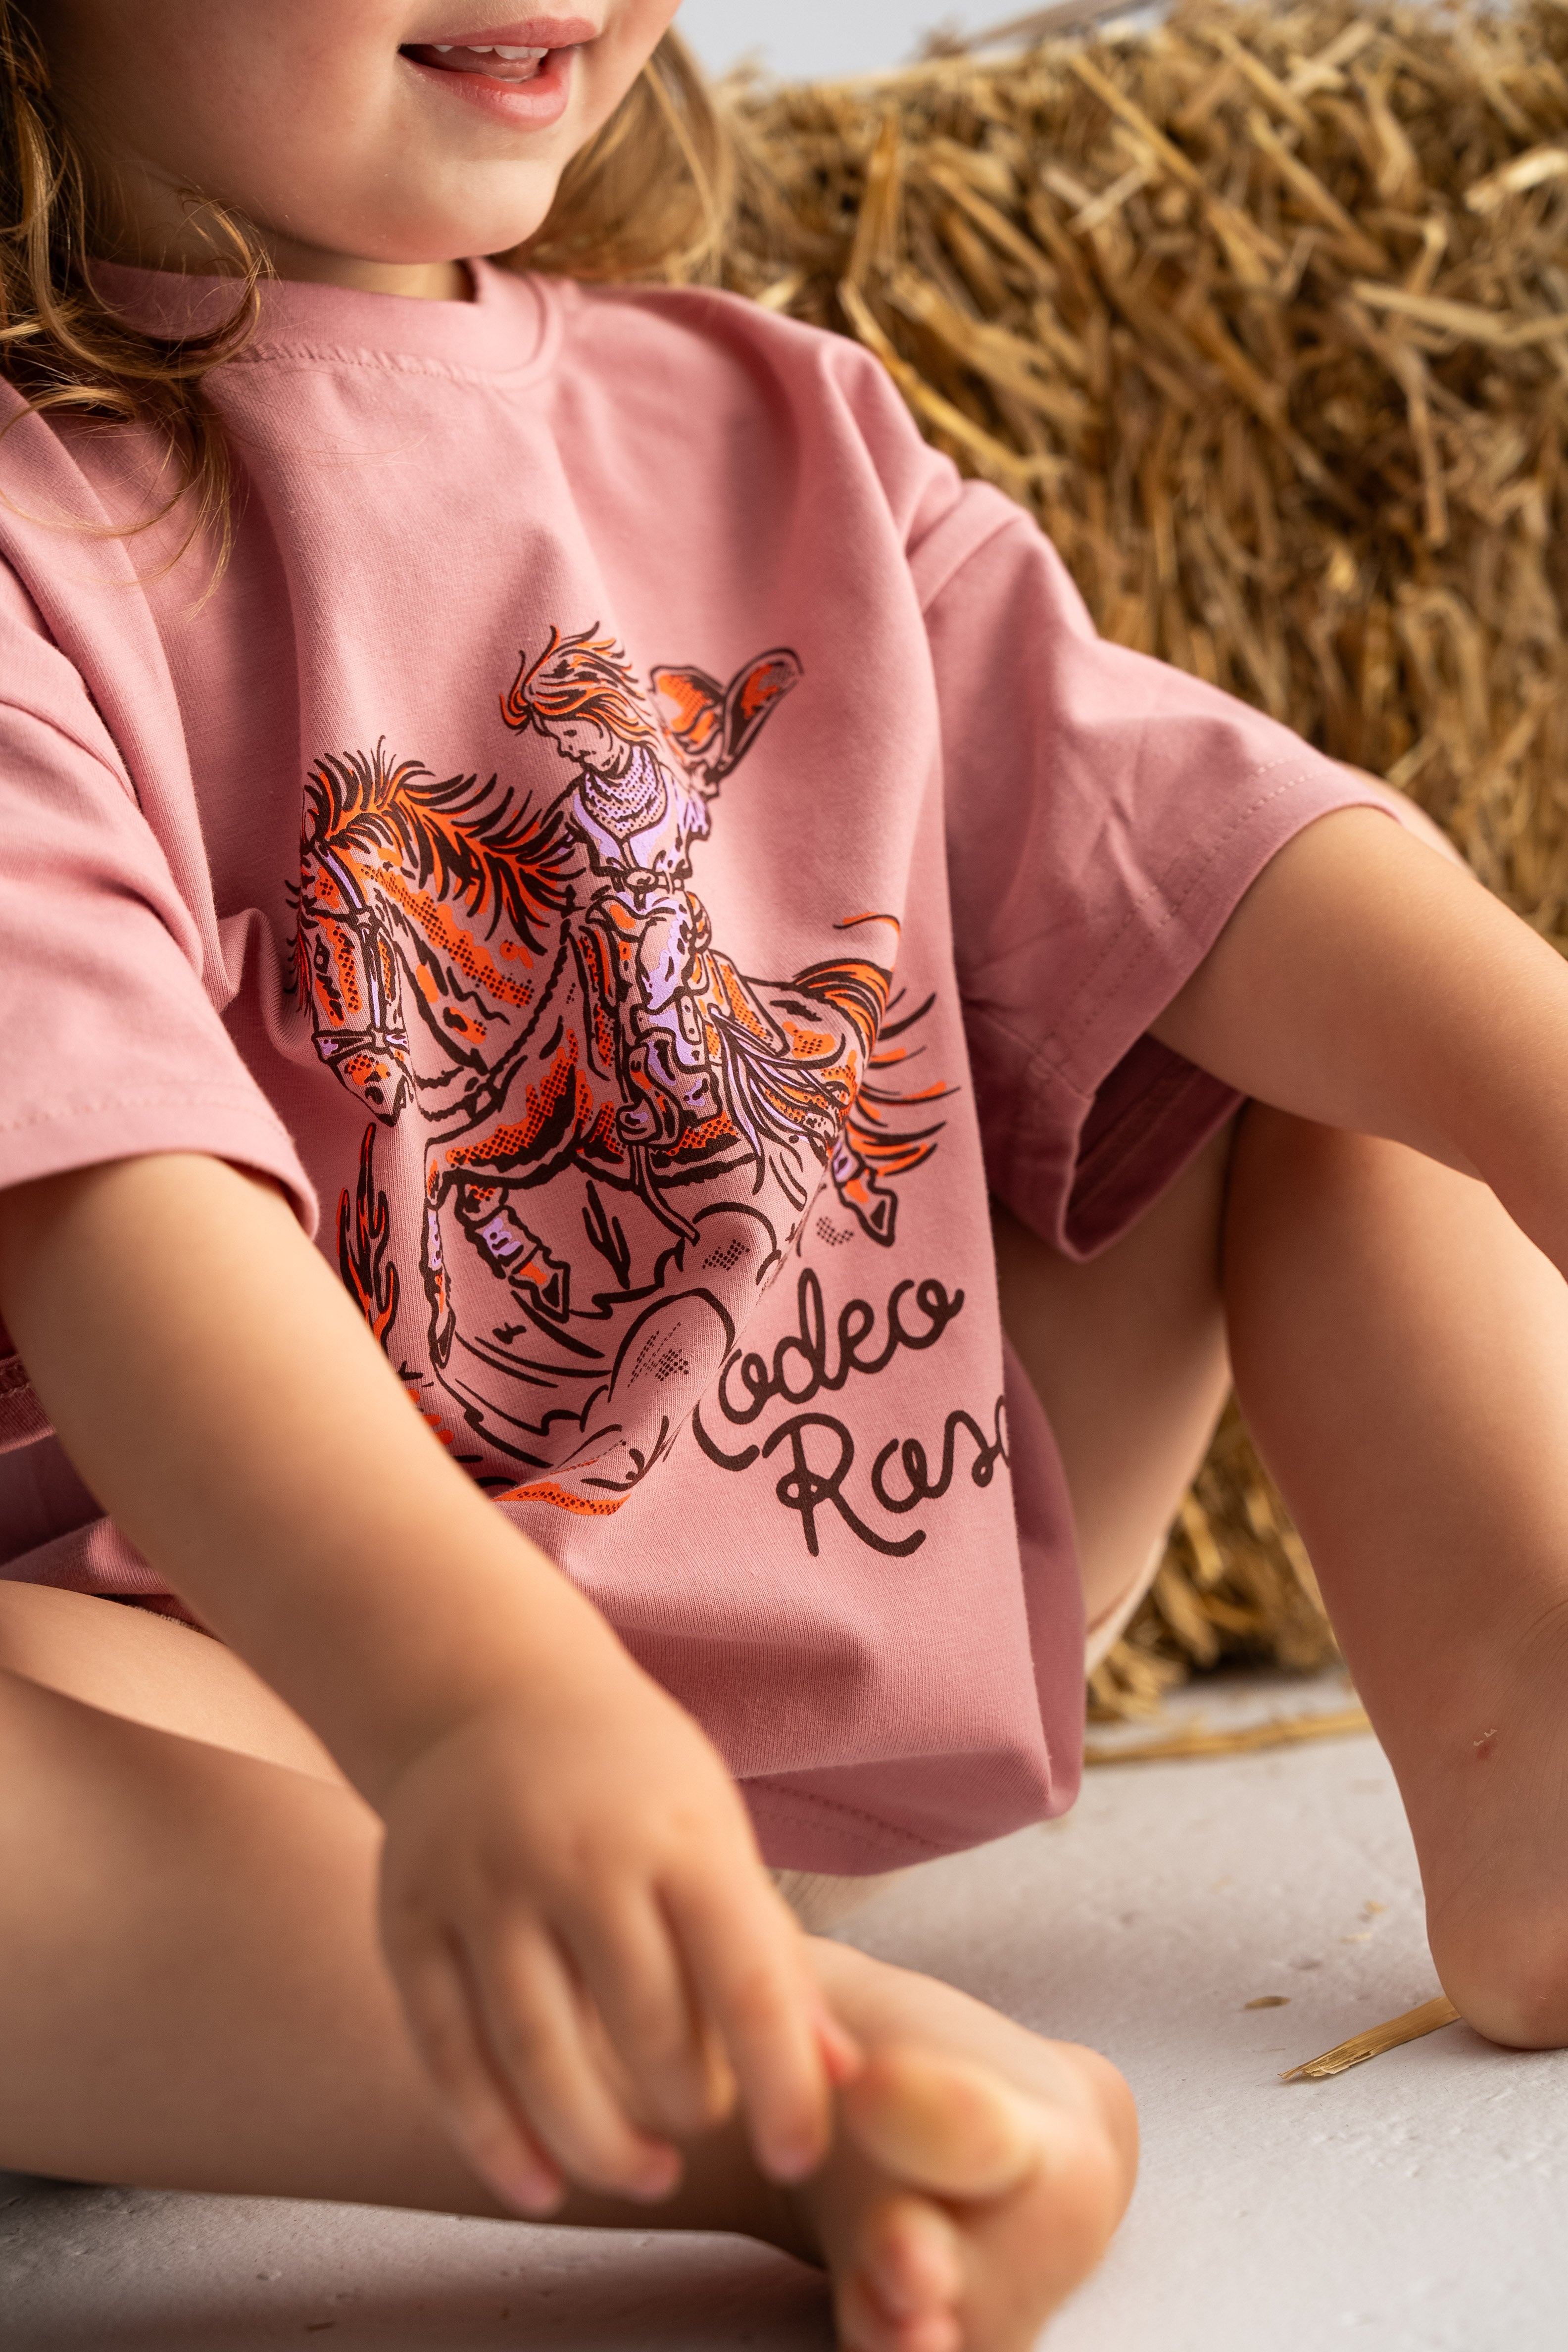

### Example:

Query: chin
xmin=363 ymin=207 xmax=560 ymax=267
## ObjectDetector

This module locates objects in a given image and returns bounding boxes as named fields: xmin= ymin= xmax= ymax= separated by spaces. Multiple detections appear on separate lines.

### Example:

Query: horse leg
xmin=830 ymin=1136 xmax=898 ymax=1246
xmin=419 ymin=1176 xmax=457 ymax=1368
xmin=455 ymin=1182 xmax=573 ymax=1323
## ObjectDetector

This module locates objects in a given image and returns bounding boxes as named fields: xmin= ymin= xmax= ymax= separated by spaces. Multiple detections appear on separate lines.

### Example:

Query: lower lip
xmin=401 ymin=45 xmax=577 ymax=127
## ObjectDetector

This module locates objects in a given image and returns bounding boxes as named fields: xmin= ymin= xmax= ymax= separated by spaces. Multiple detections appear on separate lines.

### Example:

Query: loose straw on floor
xmin=1082 ymin=1702 xmax=1371 ymax=1764
xmin=1282 ymin=1994 xmax=1462 ymax=2080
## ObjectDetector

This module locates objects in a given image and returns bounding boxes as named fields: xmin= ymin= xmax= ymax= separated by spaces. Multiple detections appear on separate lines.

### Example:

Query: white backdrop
xmin=676 ymin=0 xmax=1431 ymax=82
xmin=675 ymin=0 xmax=1017 ymax=83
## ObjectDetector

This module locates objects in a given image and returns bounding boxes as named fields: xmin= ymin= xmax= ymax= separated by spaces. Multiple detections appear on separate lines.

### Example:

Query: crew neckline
xmin=88 ymin=254 xmax=560 ymax=382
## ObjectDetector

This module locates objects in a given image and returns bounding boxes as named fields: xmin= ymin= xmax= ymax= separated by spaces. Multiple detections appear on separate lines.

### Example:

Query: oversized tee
xmin=0 ymin=261 xmax=1384 ymax=1872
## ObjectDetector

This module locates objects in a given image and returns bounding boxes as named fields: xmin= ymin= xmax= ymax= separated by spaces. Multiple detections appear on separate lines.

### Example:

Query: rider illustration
xmin=292 ymin=625 xmax=951 ymax=1485
xmin=502 ymin=626 xmax=801 ymax=1153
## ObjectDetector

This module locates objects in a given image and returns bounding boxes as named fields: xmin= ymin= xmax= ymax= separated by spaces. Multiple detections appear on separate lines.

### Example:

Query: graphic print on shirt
xmin=292 ymin=626 xmax=956 ymax=1506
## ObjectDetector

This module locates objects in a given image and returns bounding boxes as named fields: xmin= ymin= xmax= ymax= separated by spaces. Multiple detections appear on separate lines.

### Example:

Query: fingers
xmin=813 ymin=1989 xmax=867 ymax=2086
xmin=380 ymin=1732 xmax=847 ymax=2207
xmin=391 ymin=1933 xmax=565 ymax=2215
xmin=566 ymin=1879 xmax=862 ymax=2175
xmin=465 ymin=1920 xmax=686 ymax=2201
xmin=563 ymin=1897 xmax=737 ymax=2140
xmin=389 ymin=1911 xmax=686 ymax=2209
xmin=673 ymin=1871 xmax=836 ymax=2182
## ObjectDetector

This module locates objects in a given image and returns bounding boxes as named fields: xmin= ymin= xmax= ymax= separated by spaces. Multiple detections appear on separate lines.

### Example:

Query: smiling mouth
xmin=401 ymin=17 xmax=596 ymax=82
xmin=403 ymin=41 xmax=550 ymax=81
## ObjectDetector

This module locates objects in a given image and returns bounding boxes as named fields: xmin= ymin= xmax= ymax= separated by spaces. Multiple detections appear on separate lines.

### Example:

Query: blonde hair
xmin=519 ymin=30 xmax=733 ymax=285
xmin=0 ymin=6 xmax=732 ymax=561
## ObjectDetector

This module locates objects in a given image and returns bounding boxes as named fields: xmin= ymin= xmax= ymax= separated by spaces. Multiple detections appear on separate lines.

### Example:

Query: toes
xmin=838 ymin=2209 xmax=964 ymax=2352
xmin=842 ymin=2047 xmax=1068 ymax=2202
xmin=861 ymin=2191 xmax=963 ymax=2317
xmin=837 ymin=2279 xmax=960 ymax=2352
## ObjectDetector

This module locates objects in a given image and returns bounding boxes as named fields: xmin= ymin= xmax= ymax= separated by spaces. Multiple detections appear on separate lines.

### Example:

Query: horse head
xmin=292 ymin=741 xmax=579 ymax=1127
xmin=292 ymin=749 xmax=420 ymax=1123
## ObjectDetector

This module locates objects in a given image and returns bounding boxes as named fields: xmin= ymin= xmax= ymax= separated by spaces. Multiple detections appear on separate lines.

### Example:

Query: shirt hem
xmin=743 ymin=1777 xmax=1051 ymax=1876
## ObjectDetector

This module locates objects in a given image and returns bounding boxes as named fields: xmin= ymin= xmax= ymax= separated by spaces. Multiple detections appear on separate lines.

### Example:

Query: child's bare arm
xmin=1151 ymin=806 xmax=1568 ymax=1259
xmin=0 ymin=1153 xmax=849 ymax=2209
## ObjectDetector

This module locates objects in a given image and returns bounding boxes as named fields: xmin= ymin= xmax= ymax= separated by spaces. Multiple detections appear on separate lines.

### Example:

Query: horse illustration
xmin=290 ymin=631 xmax=949 ymax=1470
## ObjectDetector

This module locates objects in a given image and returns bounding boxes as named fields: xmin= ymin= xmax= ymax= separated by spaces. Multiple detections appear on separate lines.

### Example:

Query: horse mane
xmin=300 ymin=742 xmax=575 ymax=952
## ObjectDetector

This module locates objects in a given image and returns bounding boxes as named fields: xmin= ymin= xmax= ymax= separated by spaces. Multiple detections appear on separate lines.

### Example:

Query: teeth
xmin=427 ymin=40 xmax=547 ymax=56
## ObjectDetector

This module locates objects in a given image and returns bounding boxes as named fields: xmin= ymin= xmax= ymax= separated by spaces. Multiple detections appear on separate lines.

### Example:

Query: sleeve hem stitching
xmin=914 ymin=508 xmax=1031 ymax=618
xmin=0 ymin=693 xmax=135 ymax=795
xmin=0 ymin=1088 xmax=295 ymax=1140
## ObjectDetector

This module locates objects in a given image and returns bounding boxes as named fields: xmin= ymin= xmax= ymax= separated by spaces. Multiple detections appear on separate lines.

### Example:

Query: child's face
xmin=38 ymin=2 xmax=681 ymax=295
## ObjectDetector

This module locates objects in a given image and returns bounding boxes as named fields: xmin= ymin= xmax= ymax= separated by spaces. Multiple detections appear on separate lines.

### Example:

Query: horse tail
xmin=840 ymin=1094 xmax=946 ymax=1183
xmin=690 ymin=953 xmax=893 ymax=1178
xmin=790 ymin=957 xmax=892 ymax=1061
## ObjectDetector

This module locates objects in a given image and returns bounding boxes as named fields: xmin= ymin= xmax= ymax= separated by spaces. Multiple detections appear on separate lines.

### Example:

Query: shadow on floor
xmin=0 ymin=2172 xmax=833 ymax=2352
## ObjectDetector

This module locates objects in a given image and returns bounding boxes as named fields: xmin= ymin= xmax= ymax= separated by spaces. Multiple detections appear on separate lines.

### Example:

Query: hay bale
xmin=713 ymin=0 xmax=1568 ymax=1712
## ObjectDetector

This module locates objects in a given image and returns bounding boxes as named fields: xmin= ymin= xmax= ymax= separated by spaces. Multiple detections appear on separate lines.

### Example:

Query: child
xmin=1 ymin=6 xmax=1565 ymax=2348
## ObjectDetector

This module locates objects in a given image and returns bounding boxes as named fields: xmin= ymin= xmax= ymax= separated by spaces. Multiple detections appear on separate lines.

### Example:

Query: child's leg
xmin=1225 ymin=1108 xmax=1568 ymax=2048
xmin=993 ymin=1120 xmax=1233 ymax=1640
xmin=0 ymin=1623 xmax=1132 ymax=2352
xmin=0 ymin=1580 xmax=343 ymax=1777
xmin=996 ymin=1099 xmax=1568 ymax=2047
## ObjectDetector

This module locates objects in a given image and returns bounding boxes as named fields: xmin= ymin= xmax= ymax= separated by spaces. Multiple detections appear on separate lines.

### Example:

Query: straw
xmin=1281 ymin=1993 xmax=1462 ymax=2079
xmin=717 ymin=0 xmax=1568 ymax=1712
xmin=1082 ymin=1701 xmax=1371 ymax=1764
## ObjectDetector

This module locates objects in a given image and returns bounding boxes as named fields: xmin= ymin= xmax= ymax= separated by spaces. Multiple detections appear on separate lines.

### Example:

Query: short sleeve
xmin=926 ymin=502 xmax=1393 ymax=1258
xmin=0 ymin=594 xmax=311 ymax=1213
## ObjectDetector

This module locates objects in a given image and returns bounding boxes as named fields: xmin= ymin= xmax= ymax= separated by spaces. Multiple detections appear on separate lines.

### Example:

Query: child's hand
xmin=376 ymin=1647 xmax=855 ymax=2213
xmin=0 ymin=1152 xmax=857 ymax=2211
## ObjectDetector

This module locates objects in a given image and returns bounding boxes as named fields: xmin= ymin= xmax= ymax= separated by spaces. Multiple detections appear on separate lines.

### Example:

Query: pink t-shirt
xmin=0 ymin=261 xmax=1382 ymax=1871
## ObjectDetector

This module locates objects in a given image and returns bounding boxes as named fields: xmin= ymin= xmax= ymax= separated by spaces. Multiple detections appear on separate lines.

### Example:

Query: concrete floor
xmin=5 ymin=1668 xmax=1565 ymax=2350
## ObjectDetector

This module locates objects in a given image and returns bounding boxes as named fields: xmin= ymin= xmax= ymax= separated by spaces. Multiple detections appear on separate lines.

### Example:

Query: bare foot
xmin=768 ymin=1941 xmax=1137 ymax=2352
xmin=1390 ymin=1617 xmax=1568 ymax=2049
